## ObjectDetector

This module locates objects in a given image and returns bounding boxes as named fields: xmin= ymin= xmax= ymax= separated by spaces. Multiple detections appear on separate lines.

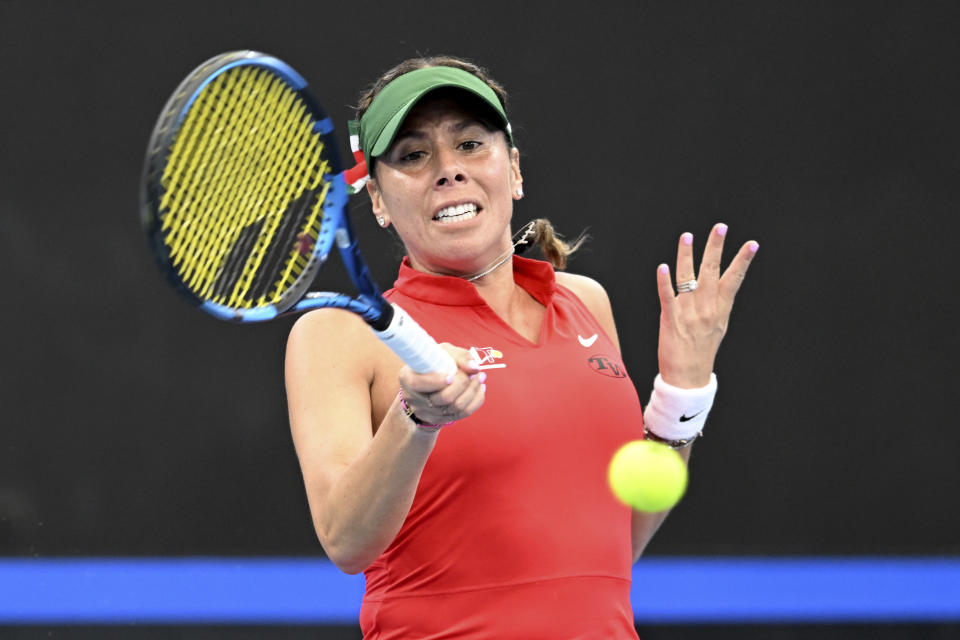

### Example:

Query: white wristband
xmin=643 ymin=373 xmax=717 ymax=441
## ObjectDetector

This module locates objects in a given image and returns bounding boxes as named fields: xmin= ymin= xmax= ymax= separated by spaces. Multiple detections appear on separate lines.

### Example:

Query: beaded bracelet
xmin=397 ymin=390 xmax=452 ymax=432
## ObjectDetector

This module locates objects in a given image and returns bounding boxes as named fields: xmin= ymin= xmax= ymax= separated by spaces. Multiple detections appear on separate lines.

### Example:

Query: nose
xmin=434 ymin=147 xmax=466 ymax=188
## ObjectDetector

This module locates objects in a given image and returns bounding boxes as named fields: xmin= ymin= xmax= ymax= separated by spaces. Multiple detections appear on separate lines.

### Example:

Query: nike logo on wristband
xmin=679 ymin=410 xmax=704 ymax=422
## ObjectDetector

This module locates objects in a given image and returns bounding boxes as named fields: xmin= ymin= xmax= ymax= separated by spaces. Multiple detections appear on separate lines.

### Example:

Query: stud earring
xmin=377 ymin=216 xmax=386 ymax=227
xmin=516 ymin=185 xmax=524 ymax=198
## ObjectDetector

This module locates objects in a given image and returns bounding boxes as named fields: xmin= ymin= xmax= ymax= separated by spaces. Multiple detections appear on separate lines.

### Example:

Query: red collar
xmin=392 ymin=255 xmax=557 ymax=307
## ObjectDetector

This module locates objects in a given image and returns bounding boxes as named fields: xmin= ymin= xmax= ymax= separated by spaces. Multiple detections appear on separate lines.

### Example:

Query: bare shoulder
xmin=285 ymin=308 xmax=402 ymax=430
xmin=287 ymin=307 xmax=375 ymax=347
xmin=555 ymin=271 xmax=612 ymax=315
xmin=555 ymin=271 xmax=621 ymax=352
xmin=288 ymin=308 xmax=376 ymax=360
xmin=285 ymin=308 xmax=383 ymax=396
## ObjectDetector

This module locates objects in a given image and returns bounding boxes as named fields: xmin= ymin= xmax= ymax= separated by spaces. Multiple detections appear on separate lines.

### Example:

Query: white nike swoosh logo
xmin=578 ymin=333 xmax=598 ymax=347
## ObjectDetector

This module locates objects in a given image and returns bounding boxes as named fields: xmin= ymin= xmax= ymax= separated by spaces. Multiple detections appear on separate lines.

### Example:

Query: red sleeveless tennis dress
xmin=360 ymin=256 xmax=643 ymax=639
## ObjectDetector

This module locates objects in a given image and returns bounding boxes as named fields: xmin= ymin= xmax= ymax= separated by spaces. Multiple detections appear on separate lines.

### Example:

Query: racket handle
xmin=375 ymin=304 xmax=457 ymax=376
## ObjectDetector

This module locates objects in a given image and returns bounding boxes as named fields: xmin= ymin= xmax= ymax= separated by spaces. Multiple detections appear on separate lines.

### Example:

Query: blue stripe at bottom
xmin=632 ymin=558 xmax=960 ymax=623
xmin=0 ymin=559 xmax=362 ymax=624
xmin=0 ymin=557 xmax=958 ymax=624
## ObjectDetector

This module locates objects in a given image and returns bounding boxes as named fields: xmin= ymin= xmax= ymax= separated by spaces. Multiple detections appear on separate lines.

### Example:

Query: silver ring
xmin=676 ymin=279 xmax=698 ymax=293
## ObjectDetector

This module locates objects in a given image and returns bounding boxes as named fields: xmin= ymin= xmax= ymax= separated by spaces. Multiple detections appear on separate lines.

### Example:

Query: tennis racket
xmin=141 ymin=50 xmax=455 ymax=375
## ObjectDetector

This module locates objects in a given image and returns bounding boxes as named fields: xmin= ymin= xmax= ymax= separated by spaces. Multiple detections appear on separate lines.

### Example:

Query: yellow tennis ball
xmin=608 ymin=440 xmax=688 ymax=512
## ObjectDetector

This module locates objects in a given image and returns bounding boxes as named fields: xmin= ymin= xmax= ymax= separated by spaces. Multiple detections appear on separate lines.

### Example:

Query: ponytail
xmin=515 ymin=218 xmax=588 ymax=270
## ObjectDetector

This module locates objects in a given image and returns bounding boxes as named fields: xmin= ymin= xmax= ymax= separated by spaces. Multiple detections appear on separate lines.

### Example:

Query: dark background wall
xmin=1 ymin=0 xmax=957 ymax=560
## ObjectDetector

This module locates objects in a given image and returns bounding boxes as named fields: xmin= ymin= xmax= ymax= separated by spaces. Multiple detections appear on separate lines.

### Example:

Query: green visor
xmin=358 ymin=66 xmax=513 ymax=163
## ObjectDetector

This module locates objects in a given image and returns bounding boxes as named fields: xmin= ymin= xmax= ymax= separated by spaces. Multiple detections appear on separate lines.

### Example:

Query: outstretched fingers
xmin=675 ymin=232 xmax=696 ymax=285
xmin=656 ymin=263 xmax=677 ymax=321
xmin=658 ymin=225 xmax=758 ymax=322
xmin=718 ymin=240 xmax=760 ymax=305
xmin=699 ymin=223 xmax=728 ymax=285
xmin=655 ymin=224 xmax=758 ymax=388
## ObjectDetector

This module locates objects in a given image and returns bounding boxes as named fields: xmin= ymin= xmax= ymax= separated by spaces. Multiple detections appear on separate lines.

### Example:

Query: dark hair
xmin=519 ymin=219 xmax=588 ymax=270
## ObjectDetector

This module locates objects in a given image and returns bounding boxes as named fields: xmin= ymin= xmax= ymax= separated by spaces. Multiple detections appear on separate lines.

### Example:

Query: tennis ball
xmin=608 ymin=440 xmax=688 ymax=512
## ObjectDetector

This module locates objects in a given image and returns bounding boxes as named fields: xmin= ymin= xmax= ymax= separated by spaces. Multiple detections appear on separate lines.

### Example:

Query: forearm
xmin=631 ymin=444 xmax=692 ymax=562
xmin=315 ymin=398 xmax=437 ymax=574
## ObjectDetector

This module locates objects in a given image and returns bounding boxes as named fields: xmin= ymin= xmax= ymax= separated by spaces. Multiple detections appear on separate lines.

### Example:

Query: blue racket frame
xmin=142 ymin=51 xmax=391 ymax=328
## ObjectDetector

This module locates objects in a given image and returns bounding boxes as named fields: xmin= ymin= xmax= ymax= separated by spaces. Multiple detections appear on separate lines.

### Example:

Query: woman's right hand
xmin=397 ymin=344 xmax=487 ymax=428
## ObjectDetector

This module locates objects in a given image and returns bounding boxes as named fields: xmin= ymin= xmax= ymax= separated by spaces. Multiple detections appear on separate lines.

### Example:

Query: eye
xmin=399 ymin=150 xmax=426 ymax=163
xmin=459 ymin=140 xmax=482 ymax=151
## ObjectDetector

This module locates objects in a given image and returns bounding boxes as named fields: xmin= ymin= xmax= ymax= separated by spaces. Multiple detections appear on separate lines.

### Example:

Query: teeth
xmin=434 ymin=203 xmax=478 ymax=223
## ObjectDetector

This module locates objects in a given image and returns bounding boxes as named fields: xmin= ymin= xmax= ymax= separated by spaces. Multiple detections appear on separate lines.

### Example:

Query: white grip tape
xmin=375 ymin=303 xmax=457 ymax=375
xmin=643 ymin=373 xmax=717 ymax=440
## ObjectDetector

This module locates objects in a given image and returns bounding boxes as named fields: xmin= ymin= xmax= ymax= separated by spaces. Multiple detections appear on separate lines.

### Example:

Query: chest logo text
xmin=587 ymin=354 xmax=627 ymax=378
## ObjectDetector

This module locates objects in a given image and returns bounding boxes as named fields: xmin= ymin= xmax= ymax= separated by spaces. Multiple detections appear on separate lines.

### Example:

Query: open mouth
xmin=433 ymin=202 xmax=480 ymax=224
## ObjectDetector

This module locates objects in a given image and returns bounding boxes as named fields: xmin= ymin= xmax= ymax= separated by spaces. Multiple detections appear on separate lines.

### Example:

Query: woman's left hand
xmin=655 ymin=223 xmax=758 ymax=388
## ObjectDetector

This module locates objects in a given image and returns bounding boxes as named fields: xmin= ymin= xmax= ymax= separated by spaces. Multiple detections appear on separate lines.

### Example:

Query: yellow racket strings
xmin=159 ymin=66 xmax=330 ymax=309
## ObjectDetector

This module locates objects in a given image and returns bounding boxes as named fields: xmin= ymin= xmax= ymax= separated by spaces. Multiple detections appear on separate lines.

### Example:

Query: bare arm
xmin=285 ymin=310 xmax=481 ymax=574
xmin=635 ymin=223 xmax=759 ymax=560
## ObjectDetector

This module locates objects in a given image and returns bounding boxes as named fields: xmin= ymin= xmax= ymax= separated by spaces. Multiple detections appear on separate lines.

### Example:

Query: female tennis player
xmin=285 ymin=56 xmax=758 ymax=638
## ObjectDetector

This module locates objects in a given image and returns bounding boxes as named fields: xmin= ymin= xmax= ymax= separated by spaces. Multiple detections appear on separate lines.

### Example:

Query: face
xmin=367 ymin=94 xmax=523 ymax=277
